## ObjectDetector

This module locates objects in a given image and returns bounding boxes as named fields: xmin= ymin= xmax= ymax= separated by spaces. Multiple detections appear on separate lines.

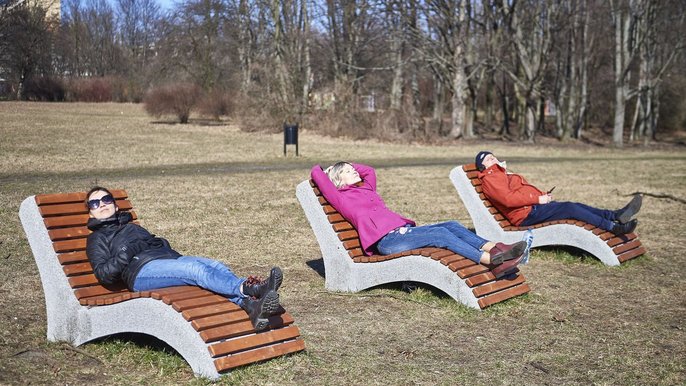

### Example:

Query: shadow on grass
xmin=306 ymin=258 xmax=325 ymax=278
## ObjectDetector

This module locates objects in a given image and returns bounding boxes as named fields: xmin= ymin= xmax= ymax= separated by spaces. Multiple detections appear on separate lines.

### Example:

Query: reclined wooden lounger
xmin=449 ymin=164 xmax=646 ymax=266
xmin=296 ymin=180 xmax=531 ymax=309
xmin=19 ymin=190 xmax=305 ymax=379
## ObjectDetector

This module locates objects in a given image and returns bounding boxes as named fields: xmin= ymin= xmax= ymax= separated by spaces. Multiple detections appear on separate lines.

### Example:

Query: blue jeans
xmin=376 ymin=221 xmax=488 ymax=263
xmin=520 ymin=201 xmax=615 ymax=231
xmin=132 ymin=256 xmax=246 ymax=306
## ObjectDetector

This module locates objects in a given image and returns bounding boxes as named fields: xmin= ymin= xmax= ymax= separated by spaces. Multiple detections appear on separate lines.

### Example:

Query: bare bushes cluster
xmin=22 ymin=77 xmax=65 ymax=101
xmin=143 ymin=83 xmax=203 ymax=123
xmin=197 ymin=90 xmax=234 ymax=120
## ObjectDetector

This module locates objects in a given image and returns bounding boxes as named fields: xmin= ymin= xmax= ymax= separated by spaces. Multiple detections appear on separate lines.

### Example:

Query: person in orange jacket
xmin=475 ymin=151 xmax=641 ymax=235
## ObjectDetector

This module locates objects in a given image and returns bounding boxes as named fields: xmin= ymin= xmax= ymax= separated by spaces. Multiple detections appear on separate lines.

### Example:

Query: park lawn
xmin=0 ymin=102 xmax=684 ymax=385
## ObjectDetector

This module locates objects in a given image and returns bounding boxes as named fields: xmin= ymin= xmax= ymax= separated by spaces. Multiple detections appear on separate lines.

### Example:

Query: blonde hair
xmin=324 ymin=161 xmax=353 ymax=188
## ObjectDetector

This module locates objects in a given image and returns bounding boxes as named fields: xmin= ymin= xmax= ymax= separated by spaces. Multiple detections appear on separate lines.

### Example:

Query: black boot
xmin=242 ymin=267 xmax=283 ymax=299
xmin=615 ymin=195 xmax=642 ymax=224
xmin=241 ymin=290 xmax=281 ymax=332
xmin=611 ymin=219 xmax=638 ymax=235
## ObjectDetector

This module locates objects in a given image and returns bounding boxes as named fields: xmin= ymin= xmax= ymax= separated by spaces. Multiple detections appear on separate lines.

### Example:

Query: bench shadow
xmin=91 ymin=332 xmax=182 ymax=359
xmin=306 ymin=257 xmax=325 ymax=278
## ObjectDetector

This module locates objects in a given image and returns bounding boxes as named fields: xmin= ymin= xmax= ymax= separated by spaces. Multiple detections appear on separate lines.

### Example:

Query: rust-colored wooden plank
xmin=439 ymin=254 xmax=463 ymax=266
xmin=68 ymin=274 xmax=99 ymax=288
xmin=58 ymin=250 xmax=88 ymax=264
xmin=353 ymin=256 xmax=369 ymax=263
xmin=53 ymin=238 xmax=87 ymax=253
xmin=606 ymin=233 xmax=637 ymax=247
xmin=342 ymin=239 xmax=361 ymax=249
xmin=149 ymin=286 xmax=201 ymax=300
xmin=48 ymin=226 xmax=90 ymax=241
xmin=332 ymin=222 xmax=354 ymax=232
xmin=182 ymin=302 xmax=242 ymax=321
xmin=463 ymin=163 xmax=477 ymax=172
xmin=466 ymin=171 xmax=479 ymax=179
xmin=201 ymin=313 xmax=295 ymax=343
xmin=35 ymin=190 xmax=128 ymax=205
xmin=457 ymin=264 xmax=489 ymax=279
xmin=472 ymin=274 xmax=526 ymax=297
xmin=158 ymin=287 xmax=211 ymax=304
xmin=213 ymin=339 xmax=305 ymax=372
xmin=192 ymin=310 xmax=249 ymax=331
xmin=40 ymin=200 xmax=132 ymax=217
xmin=327 ymin=213 xmax=345 ymax=223
xmin=172 ymin=295 xmax=228 ymax=312
xmin=322 ymin=205 xmax=337 ymax=215
xmin=337 ymin=230 xmax=359 ymax=241
xmin=348 ymin=248 xmax=364 ymax=258
xmin=63 ymin=262 xmax=93 ymax=276
xmin=429 ymin=249 xmax=454 ymax=260
xmin=209 ymin=325 xmax=302 ymax=358
xmin=81 ymin=291 xmax=143 ymax=306
xmin=612 ymin=239 xmax=642 ymax=255
xmin=43 ymin=214 xmax=90 ymax=229
xmin=447 ymin=258 xmax=475 ymax=272
xmin=317 ymin=196 xmax=328 ymax=205
xmin=617 ymin=246 xmax=646 ymax=263
xmin=74 ymin=284 xmax=125 ymax=299
xmin=471 ymin=179 xmax=482 ymax=186
xmin=478 ymin=283 xmax=530 ymax=309
xmin=465 ymin=272 xmax=496 ymax=287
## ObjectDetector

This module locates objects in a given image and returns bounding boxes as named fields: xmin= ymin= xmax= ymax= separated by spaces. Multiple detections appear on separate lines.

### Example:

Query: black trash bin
xmin=284 ymin=124 xmax=299 ymax=156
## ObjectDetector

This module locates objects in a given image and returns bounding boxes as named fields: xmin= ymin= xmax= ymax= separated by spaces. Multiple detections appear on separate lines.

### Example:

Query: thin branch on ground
xmin=617 ymin=190 xmax=686 ymax=205
xmin=57 ymin=343 xmax=103 ymax=364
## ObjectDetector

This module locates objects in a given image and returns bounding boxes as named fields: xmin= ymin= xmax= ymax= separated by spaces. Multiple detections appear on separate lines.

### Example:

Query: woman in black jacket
xmin=85 ymin=186 xmax=281 ymax=331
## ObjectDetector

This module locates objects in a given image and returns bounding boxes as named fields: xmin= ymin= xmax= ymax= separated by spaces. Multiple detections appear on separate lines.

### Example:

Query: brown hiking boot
xmin=490 ymin=254 xmax=525 ymax=279
xmin=490 ymin=240 xmax=527 ymax=265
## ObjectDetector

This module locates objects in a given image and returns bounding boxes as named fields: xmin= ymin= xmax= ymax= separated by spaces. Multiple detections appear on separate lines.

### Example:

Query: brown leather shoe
xmin=490 ymin=240 xmax=526 ymax=265
xmin=490 ymin=254 xmax=525 ymax=279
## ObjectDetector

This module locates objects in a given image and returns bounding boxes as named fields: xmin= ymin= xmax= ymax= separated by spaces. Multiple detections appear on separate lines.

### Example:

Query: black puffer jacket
xmin=86 ymin=211 xmax=181 ymax=290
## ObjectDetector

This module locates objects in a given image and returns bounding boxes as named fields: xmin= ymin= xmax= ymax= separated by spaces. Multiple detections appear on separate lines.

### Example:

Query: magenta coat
xmin=311 ymin=163 xmax=415 ymax=255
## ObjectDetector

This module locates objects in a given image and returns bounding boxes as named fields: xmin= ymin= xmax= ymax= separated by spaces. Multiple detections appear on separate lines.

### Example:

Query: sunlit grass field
xmin=0 ymin=102 xmax=684 ymax=385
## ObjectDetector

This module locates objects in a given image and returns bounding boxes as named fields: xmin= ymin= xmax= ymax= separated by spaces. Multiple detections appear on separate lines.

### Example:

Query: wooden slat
xmin=53 ymin=238 xmax=87 ymax=253
xmin=58 ymin=250 xmax=89 ymax=264
xmin=477 ymin=284 xmax=530 ymax=309
xmin=342 ymin=239 xmax=361 ymax=249
xmin=35 ymin=190 xmax=128 ymax=205
xmin=158 ymin=287 xmax=211 ymax=305
xmin=456 ymin=264 xmax=489 ymax=278
xmin=44 ymin=214 xmax=90 ymax=229
xmin=332 ymin=221 xmax=354 ymax=232
xmin=612 ymin=239 xmax=642 ymax=255
xmin=213 ymin=339 xmax=306 ymax=372
xmin=40 ymin=200 xmax=132 ymax=217
xmin=201 ymin=313 xmax=294 ymax=343
xmin=182 ymin=302 xmax=242 ymax=321
xmin=48 ymin=226 xmax=90 ymax=241
xmin=606 ymin=233 xmax=637 ymax=247
xmin=617 ymin=246 xmax=646 ymax=263
xmin=472 ymin=274 xmax=526 ymax=297
xmin=172 ymin=294 xmax=228 ymax=312
xmin=465 ymin=272 xmax=496 ymax=287
xmin=337 ymin=230 xmax=359 ymax=241
xmin=447 ymin=258 xmax=475 ymax=272
xmin=192 ymin=310 xmax=249 ymax=331
xmin=63 ymin=262 xmax=93 ymax=276
xmin=68 ymin=274 xmax=99 ymax=288
xmin=327 ymin=213 xmax=345 ymax=223
xmin=209 ymin=325 xmax=302 ymax=357
xmin=74 ymin=285 xmax=124 ymax=299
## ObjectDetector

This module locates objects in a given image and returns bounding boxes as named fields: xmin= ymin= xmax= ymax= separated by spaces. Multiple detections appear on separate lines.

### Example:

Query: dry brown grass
xmin=0 ymin=102 xmax=684 ymax=385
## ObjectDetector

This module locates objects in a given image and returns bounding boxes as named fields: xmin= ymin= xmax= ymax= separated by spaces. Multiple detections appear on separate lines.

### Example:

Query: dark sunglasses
xmin=87 ymin=194 xmax=115 ymax=210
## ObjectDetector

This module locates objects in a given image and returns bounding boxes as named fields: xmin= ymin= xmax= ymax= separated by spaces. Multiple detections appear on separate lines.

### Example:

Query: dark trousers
xmin=520 ymin=201 xmax=616 ymax=231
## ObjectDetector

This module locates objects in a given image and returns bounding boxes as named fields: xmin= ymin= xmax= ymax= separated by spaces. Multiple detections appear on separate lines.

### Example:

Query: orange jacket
xmin=478 ymin=164 xmax=544 ymax=226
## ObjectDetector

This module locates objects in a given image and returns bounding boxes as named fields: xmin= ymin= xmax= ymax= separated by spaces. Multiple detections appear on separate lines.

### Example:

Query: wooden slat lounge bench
xmin=296 ymin=180 xmax=531 ymax=309
xmin=19 ymin=190 xmax=305 ymax=379
xmin=449 ymin=164 xmax=646 ymax=266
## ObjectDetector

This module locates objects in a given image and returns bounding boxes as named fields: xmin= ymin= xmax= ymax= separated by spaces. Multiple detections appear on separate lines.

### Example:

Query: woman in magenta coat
xmin=311 ymin=162 xmax=531 ymax=278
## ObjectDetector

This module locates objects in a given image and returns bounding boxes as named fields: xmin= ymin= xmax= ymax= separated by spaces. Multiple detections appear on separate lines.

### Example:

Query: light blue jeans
xmin=132 ymin=255 xmax=246 ymax=306
xmin=376 ymin=221 xmax=488 ymax=263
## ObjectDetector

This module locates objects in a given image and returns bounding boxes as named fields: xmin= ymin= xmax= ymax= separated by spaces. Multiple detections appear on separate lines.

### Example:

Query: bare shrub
xmin=197 ymin=90 xmax=234 ymax=120
xmin=22 ymin=76 xmax=65 ymax=101
xmin=143 ymin=83 xmax=202 ymax=124
xmin=65 ymin=77 xmax=113 ymax=102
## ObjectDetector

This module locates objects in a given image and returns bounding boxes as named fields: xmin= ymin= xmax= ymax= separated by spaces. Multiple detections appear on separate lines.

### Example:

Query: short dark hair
xmin=85 ymin=186 xmax=114 ymax=209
